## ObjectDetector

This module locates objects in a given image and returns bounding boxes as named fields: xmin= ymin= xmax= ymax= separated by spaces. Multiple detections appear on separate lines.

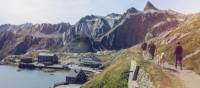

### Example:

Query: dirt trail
xmin=141 ymin=51 xmax=200 ymax=88
xmin=162 ymin=63 xmax=200 ymax=88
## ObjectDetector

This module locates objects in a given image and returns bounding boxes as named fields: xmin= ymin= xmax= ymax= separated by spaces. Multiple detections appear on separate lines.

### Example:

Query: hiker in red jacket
xmin=174 ymin=42 xmax=183 ymax=70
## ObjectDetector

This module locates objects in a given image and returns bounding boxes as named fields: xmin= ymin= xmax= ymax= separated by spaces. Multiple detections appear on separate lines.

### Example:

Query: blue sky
xmin=0 ymin=0 xmax=200 ymax=24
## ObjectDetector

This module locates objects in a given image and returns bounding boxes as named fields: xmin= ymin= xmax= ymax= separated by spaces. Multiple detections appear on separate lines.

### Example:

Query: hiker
xmin=141 ymin=42 xmax=147 ymax=51
xmin=148 ymin=41 xmax=156 ymax=60
xmin=174 ymin=42 xmax=183 ymax=70
xmin=141 ymin=41 xmax=147 ymax=56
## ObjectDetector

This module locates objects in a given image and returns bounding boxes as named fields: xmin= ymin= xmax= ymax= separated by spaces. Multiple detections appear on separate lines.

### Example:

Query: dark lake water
xmin=0 ymin=65 xmax=80 ymax=88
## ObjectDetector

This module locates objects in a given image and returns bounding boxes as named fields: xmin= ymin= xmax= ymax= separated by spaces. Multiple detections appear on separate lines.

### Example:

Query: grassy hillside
xmin=156 ymin=13 xmax=200 ymax=74
xmin=82 ymin=51 xmax=131 ymax=88
xmin=82 ymin=48 xmax=182 ymax=88
xmin=80 ymin=13 xmax=200 ymax=88
xmin=129 ymin=48 xmax=182 ymax=88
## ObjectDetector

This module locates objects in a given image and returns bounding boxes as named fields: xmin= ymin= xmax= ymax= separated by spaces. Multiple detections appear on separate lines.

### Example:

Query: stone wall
xmin=137 ymin=67 xmax=154 ymax=88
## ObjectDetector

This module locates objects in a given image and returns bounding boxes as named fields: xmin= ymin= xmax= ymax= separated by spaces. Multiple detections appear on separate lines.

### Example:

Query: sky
xmin=0 ymin=0 xmax=200 ymax=25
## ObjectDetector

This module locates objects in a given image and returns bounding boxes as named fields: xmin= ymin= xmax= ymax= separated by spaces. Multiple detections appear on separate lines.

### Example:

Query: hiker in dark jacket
xmin=148 ymin=41 xmax=156 ymax=60
xmin=141 ymin=42 xmax=147 ymax=57
xmin=174 ymin=42 xmax=183 ymax=70
xmin=141 ymin=42 xmax=147 ymax=51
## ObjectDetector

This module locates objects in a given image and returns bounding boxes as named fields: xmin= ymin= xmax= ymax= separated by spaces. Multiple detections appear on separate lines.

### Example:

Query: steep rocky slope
xmin=0 ymin=14 xmax=120 ymax=58
xmin=98 ymin=2 xmax=184 ymax=50
xmin=0 ymin=23 xmax=70 ymax=59
xmin=63 ymin=14 xmax=121 ymax=53
xmin=155 ymin=13 xmax=200 ymax=74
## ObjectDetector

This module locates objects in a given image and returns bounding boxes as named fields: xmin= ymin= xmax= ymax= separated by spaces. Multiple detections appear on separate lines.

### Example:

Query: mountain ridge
xmin=0 ymin=4 xmax=185 ymax=59
xmin=144 ymin=1 xmax=159 ymax=11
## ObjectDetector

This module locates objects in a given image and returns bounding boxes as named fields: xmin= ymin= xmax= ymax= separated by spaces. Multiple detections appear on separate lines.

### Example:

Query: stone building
xmin=20 ymin=57 xmax=33 ymax=64
xmin=38 ymin=53 xmax=58 ymax=65
xmin=79 ymin=57 xmax=101 ymax=68
xmin=65 ymin=70 xmax=87 ymax=84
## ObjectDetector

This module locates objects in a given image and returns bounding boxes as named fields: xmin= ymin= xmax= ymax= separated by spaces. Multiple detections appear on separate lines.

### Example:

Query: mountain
xmin=83 ymin=12 xmax=200 ymax=88
xmin=63 ymin=14 xmax=121 ymax=53
xmin=98 ymin=2 xmax=184 ymax=50
xmin=155 ymin=13 xmax=200 ymax=74
xmin=144 ymin=1 xmax=158 ymax=11
xmin=0 ymin=23 xmax=71 ymax=59
xmin=0 ymin=1 xmax=185 ymax=59
xmin=0 ymin=14 xmax=121 ymax=58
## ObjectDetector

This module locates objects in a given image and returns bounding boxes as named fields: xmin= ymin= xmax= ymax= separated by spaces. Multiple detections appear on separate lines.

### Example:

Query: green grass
xmin=82 ymin=46 xmax=183 ymax=88
xmin=156 ymin=13 xmax=200 ymax=74
xmin=82 ymin=52 xmax=131 ymax=88
xmin=129 ymin=48 xmax=182 ymax=88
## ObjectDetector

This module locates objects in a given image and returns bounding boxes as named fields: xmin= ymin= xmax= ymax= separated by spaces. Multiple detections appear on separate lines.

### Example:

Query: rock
xmin=99 ymin=7 xmax=183 ymax=50
xmin=184 ymin=49 xmax=200 ymax=60
xmin=137 ymin=67 xmax=154 ymax=88
xmin=144 ymin=1 xmax=158 ymax=11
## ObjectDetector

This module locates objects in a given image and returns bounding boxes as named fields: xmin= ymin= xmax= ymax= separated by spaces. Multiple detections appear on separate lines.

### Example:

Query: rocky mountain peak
xmin=105 ymin=13 xmax=121 ymax=19
xmin=126 ymin=7 xmax=138 ymax=13
xmin=82 ymin=15 xmax=98 ymax=20
xmin=106 ymin=13 xmax=121 ymax=17
xmin=144 ymin=1 xmax=158 ymax=11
